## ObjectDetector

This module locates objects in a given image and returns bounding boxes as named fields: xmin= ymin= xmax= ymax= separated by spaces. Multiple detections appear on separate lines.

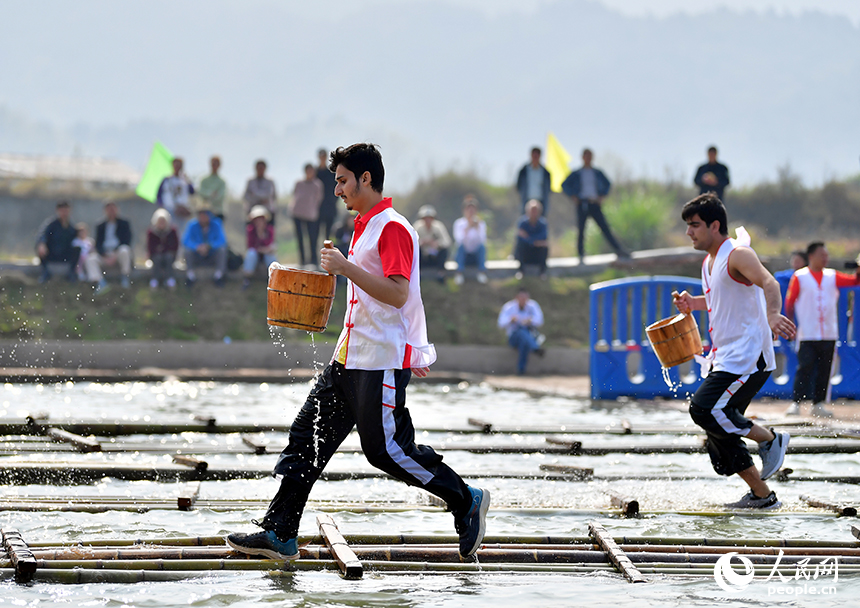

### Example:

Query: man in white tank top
xmin=784 ymin=242 xmax=860 ymax=417
xmin=227 ymin=144 xmax=489 ymax=562
xmin=674 ymin=194 xmax=796 ymax=509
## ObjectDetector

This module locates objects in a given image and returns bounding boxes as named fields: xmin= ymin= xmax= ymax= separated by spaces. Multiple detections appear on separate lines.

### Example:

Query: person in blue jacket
xmin=561 ymin=148 xmax=628 ymax=262
xmin=183 ymin=201 xmax=228 ymax=287
xmin=515 ymin=147 xmax=551 ymax=215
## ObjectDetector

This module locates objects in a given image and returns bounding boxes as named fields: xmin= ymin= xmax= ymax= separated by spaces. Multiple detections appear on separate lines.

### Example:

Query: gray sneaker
xmin=725 ymin=490 xmax=781 ymax=509
xmin=760 ymin=429 xmax=790 ymax=480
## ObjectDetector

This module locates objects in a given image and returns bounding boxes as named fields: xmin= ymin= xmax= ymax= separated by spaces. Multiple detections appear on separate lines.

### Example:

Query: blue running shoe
xmin=455 ymin=486 xmax=490 ymax=558
xmin=226 ymin=530 xmax=299 ymax=560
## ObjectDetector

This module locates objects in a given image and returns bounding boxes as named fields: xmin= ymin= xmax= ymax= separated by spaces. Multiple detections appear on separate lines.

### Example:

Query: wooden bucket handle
xmin=323 ymin=240 xmax=334 ymax=275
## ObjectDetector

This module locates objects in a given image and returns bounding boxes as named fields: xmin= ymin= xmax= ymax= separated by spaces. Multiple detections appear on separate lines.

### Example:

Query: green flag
xmin=135 ymin=141 xmax=174 ymax=203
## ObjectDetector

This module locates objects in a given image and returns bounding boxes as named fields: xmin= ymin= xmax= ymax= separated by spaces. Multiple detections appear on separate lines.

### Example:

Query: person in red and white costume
xmin=227 ymin=144 xmax=489 ymax=562
xmin=674 ymin=193 xmax=796 ymax=509
xmin=783 ymin=242 xmax=860 ymax=417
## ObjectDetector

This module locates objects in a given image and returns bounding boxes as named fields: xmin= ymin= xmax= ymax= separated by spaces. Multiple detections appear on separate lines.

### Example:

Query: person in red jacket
xmin=784 ymin=242 xmax=860 ymax=417
xmin=146 ymin=208 xmax=179 ymax=290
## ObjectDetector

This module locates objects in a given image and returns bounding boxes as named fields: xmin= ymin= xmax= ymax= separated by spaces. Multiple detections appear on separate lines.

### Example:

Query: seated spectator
xmin=96 ymin=201 xmax=133 ymax=288
xmin=413 ymin=204 xmax=451 ymax=283
xmin=157 ymin=157 xmax=194 ymax=234
xmin=35 ymin=200 xmax=79 ymax=283
xmin=291 ymin=163 xmax=324 ymax=267
xmin=243 ymin=206 xmax=277 ymax=290
xmin=147 ymin=208 xmax=179 ymax=290
xmin=72 ymin=222 xmax=107 ymax=293
xmin=453 ymin=195 xmax=488 ymax=285
xmin=183 ymin=201 xmax=228 ymax=287
xmin=497 ymin=288 xmax=545 ymax=375
xmin=514 ymin=199 xmax=549 ymax=279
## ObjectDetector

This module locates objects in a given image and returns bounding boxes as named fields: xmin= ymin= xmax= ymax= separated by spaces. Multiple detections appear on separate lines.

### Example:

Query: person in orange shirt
xmin=784 ymin=242 xmax=860 ymax=417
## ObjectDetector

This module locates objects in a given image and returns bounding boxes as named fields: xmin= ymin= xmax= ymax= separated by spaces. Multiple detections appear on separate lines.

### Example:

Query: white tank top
xmin=333 ymin=207 xmax=437 ymax=371
xmin=793 ymin=267 xmax=839 ymax=341
xmin=702 ymin=238 xmax=776 ymax=374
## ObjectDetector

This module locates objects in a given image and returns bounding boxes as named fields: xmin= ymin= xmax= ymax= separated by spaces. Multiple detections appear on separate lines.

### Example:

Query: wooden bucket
xmin=645 ymin=313 xmax=703 ymax=368
xmin=267 ymin=265 xmax=336 ymax=333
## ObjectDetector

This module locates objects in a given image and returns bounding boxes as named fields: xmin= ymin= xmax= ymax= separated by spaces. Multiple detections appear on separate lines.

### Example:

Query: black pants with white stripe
xmin=689 ymin=356 xmax=771 ymax=477
xmin=792 ymin=340 xmax=836 ymax=405
xmin=260 ymin=362 xmax=472 ymax=539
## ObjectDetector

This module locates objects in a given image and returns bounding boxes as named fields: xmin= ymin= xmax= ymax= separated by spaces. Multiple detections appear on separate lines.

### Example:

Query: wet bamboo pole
xmin=800 ymin=495 xmax=858 ymax=517
xmin=588 ymin=522 xmax=646 ymax=583
xmin=316 ymin=514 xmax=362 ymax=579
xmin=1 ymin=529 xmax=37 ymax=581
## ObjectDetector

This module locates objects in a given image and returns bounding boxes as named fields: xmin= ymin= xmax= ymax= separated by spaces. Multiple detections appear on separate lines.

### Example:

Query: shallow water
xmin=2 ymin=380 xmax=860 ymax=605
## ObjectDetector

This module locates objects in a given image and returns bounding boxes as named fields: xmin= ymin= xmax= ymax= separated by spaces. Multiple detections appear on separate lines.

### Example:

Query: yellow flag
xmin=545 ymin=132 xmax=572 ymax=192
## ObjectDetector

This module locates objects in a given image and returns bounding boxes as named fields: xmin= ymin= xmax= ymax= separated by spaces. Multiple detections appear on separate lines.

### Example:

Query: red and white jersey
xmin=333 ymin=199 xmax=436 ymax=371
xmin=792 ymin=267 xmax=839 ymax=341
xmin=702 ymin=238 xmax=776 ymax=375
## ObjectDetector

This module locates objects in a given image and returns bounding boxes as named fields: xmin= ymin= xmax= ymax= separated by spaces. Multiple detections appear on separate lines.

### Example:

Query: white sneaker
xmin=477 ymin=272 xmax=488 ymax=284
xmin=454 ymin=273 xmax=464 ymax=286
xmin=785 ymin=402 xmax=801 ymax=416
xmin=811 ymin=403 xmax=834 ymax=418
xmin=760 ymin=429 xmax=790 ymax=480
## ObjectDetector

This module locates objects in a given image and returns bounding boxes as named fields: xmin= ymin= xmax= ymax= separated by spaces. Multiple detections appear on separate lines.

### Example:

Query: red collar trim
xmin=355 ymin=198 xmax=392 ymax=227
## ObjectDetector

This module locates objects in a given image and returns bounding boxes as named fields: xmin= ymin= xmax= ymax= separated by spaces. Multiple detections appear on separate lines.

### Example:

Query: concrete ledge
xmin=0 ymin=340 xmax=589 ymax=376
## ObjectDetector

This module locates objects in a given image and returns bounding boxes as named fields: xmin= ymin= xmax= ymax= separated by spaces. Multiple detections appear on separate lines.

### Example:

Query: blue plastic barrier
xmin=590 ymin=275 xmax=860 ymax=400
xmin=590 ymin=276 xmax=708 ymax=400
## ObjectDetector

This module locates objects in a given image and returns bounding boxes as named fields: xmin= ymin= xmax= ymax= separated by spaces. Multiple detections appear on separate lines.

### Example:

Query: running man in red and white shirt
xmin=227 ymin=143 xmax=489 ymax=561
xmin=674 ymin=193 xmax=796 ymax=509
xmin=783 ymin=241 xmax=860 ymax=417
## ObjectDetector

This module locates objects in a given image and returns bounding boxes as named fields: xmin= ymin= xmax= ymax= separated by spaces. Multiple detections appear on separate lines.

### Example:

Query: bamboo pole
xmin=800 ymin=495 xmax=858 ymax=517
xmin=316 ymin=514 xmax=362 ymax=579
xmin=588 ymin=522 xmax=646 ymax=583
xmin=45 ymin=427 xmax=101 ymax=452
xmin=1 ymin=529 xmax=37 ymax=581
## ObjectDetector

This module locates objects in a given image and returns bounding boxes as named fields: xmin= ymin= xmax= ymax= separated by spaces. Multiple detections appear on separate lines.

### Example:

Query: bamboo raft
xmin=4 ymin=519 xmax=859 ymax=584
xmin=3 ymin=413 xmax=854 ymax=438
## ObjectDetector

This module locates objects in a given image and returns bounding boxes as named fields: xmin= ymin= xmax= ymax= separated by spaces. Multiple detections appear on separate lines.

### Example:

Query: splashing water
xmin=660 ymin=367 xmax=682 ymax=396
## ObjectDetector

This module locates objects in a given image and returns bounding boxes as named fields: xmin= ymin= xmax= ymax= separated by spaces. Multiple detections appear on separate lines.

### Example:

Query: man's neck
xmin=708 ymin=236 xmax=729 ymax=258
xmin=355 ymin=195 xmax=385 ymax=217
xmin=809 ymin=264 xmax=825 ymax=273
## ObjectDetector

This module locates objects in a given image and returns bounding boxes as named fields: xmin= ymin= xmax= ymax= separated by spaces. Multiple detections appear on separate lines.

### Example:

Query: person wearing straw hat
xmin=412 ymin=204 xmax=451 ymax=283
xmin=242 ymin=205 xmax=277 ymax=290
xmin=674 ymin=193 xmax=796 ymax=509
xmin=182 ymin=199 xmax=228 ymax=287
xmin=227 ymin=143 xmax=489 ymax=562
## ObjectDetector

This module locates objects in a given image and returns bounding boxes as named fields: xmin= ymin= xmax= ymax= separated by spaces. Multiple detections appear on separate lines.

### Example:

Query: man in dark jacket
xmin=516 ymin=147 xmax=551 ymax=215
xmin=35 ymin=200 xmax=79 ymax=282
xmin=561 ymin=149 xmax=627 ymax=261
xmin=95 ymin=201 xmax=134 ymax=288
xmin=694 ymin=146 xmax=730 ymax=202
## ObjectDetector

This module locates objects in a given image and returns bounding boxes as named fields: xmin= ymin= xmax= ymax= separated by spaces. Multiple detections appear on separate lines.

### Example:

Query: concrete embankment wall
xmin=0 ymin=340 xmax=589 ymax=376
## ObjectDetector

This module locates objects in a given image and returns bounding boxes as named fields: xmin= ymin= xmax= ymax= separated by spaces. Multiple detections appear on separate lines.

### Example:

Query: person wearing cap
xmin=182 ymin=200 xmax=228 ymax=287
xmin=243 ymin=205 xmax=277 ymax=290
xmin=146 ymin=208 xmax=179 ymax=290
xmin=35 ymin=200 xmax=80 ymax=283
xmin=412 ymin=204 xmax=452 ymax=283
xmin=95 ymin=201 xmax=134 ymax=288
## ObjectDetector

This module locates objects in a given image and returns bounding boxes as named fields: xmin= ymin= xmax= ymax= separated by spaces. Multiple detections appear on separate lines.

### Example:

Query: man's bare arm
xmin=728 ymin=247 xmax=796 ymax=340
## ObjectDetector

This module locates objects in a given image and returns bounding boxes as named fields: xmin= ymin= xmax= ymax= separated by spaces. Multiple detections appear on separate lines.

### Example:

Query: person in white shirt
xmin=226 ymin=143 xmax=488 ymax=563
xmin=674 ymin=193 xmax=796 ymax=509
xmin=156 ymin=157 xmax=194 ymax=235
xmin=452 ymin=195 xmax=488 ymax=284
xmin=498 ymin=288 xmax=545 ymax=375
